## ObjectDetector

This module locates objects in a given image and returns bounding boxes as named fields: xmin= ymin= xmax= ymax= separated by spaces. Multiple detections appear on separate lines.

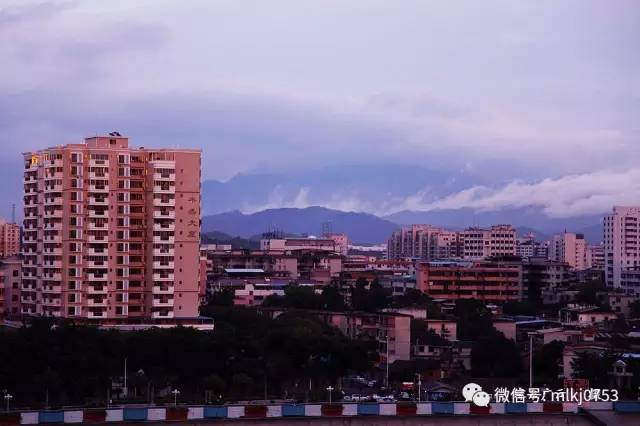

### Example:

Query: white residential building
xmin=605 ymin=206 xmax=640 ymax=290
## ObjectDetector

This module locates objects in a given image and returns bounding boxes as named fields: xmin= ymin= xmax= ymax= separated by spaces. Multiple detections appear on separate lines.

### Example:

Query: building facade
xmin=604 ymin=206 xmax=640 ymax=289
xmin=22 ymin=135 xmax=201 ymax=320
xmin=461 ymin=225 xmax=517 ymax=260
xmin=416 ymin=260 xmax=523 ymax=303
xmin=549 ymin=232 xmax=587 ymax=270
xmin=0 ymin=257 xmax=22 ymax=318
xmin=0 ymin=218 xmax=20 ymax=258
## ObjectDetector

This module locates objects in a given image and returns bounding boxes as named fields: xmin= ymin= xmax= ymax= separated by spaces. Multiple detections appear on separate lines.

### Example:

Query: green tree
xmin=575 ymin=280 xmax=606 ymax=307
xmin=471 ymin=331 xmax=521 ymax=378
xmin=629 ymin=300 xmax=640 ymax=319
xmin=533 ymin=341 xmax=564 ymax=386
xmin=454 ymin=299 xmax=493 ymax=340
xmin=570 ymin=351 xmax=617 ymax=387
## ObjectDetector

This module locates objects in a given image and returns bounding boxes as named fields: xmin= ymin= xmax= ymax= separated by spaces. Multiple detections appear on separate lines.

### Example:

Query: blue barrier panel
xmin=38 ymin=411 xmax=64 ymax=424
xmin=357 ymin=403 xmax=380 ymax=416
xmin=282 ymin=404 xmax=305 ymax=417
xmin=431 ymin=402 xmax=454 ymax=415
xmin=123 ymin=408 xmax=148 ymax=421
xmin=505 ymin=403 xmax=527 ymax=414
xmin=203 ymin=406 xmax=228 ymax=418
xmin=614 ymin=401 xmax=640 ymax=413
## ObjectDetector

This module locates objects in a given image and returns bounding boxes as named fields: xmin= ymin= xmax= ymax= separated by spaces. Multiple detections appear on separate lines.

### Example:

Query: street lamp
xmin=4 ymin=393 xmax=12 ymax=412
xmin=415 ymin=374 xmax=422 ymax=402
xmin=171 ymin=389 xmax=180 ymax=407
xmin=326 ymin=386 xmax=334 ymax=404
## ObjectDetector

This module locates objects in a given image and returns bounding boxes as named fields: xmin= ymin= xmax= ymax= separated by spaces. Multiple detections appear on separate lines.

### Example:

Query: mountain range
xmin=201 ymin=206 xmax=603 ymax=245
xmin=199 ymin=165 xmax=605 ymax=244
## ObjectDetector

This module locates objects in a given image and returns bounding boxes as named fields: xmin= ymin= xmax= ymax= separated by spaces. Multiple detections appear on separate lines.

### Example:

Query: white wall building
xmin=604 ymin=206 xmax=640 ymax=289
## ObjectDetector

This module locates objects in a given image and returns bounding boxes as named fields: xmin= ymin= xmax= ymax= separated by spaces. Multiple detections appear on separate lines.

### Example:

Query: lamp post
xmin=416 ymin=374 xmax=422 ymax=402
xmin=171 ymin=389 xmax=180 ymax=407
xmin=4 ymin=393 xmax=12 ymax=412
xmin=326 ymin=386 xmax=334 ymax=404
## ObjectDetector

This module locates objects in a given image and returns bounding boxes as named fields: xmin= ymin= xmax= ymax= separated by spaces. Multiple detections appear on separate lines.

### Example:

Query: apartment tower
xmin=548 ymin=232 xmax=587 ymax=270
xmin=22 ymin=135 xmax=201 ymax=320
xmin=604 ymin=206 xmax=640 ymax=290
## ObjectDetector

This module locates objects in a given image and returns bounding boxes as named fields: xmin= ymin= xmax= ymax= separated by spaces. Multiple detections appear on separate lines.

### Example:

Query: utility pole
xmin=385 ymin=335 xmax=390 ymax=389
xmin=123 ymin=358 xmax=128 ymax=398
xmin=529 ymin=333 xmax=533 ymax=389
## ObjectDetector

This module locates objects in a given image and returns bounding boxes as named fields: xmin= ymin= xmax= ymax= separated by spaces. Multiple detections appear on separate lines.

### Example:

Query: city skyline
xmin=1 ymin=1 xmax=639 ymax=220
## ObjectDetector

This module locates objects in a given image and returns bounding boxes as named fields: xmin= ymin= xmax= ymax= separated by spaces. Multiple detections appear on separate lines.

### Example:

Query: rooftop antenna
xmin=11 ymin=203 xmax=15 ymax=224
xmin=322 ymin=221 xmax=333 ymax=238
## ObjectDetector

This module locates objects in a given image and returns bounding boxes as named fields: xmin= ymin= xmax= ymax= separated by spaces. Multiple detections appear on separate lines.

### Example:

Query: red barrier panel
xmin=83 ymin=409 xmax=107 ymax=423
xmin=0 ymin=413 xmax=20 ymax=426
xmin=396 ymin=403 xmax=417 ymax=416
xmin=470 ymin=405 xmax=491 ymax=415
xmin=244 ymin=405 xmax=268 ymax=418
xmin=321 ymin=404 xmax=344 ymax=416
xmin=166 ymin=407 xmax=189 ymax=421
xmin=543 ymin=402 xmax=563 ymax=413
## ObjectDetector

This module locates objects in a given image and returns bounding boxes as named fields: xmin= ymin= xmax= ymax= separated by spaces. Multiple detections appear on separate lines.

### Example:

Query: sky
xmin=1 ymin=0 xmax=639 ymax=219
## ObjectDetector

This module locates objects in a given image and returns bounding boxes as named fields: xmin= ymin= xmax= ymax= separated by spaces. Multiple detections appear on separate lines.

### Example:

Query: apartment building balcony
xmin=43 ymin=260 xmax=62 ymax=268
xmin=87 ymin=273 xmax=108 ymax=281
xmin=88 ymin=222 xmax=109 ymax=231
xmin=153 ymin=198 xmax=175 ymax=207
xmin=87 ymin=260 xmax=108 ymax=268
xmin=87 ymin=298 xmax=108 ymax=307
xmin=153 ymin=235 xmax=175 ymax=244
xmin=43 ymin=234 xmax=62 ymax=243
xmin=87 ymin=282 xmax=108 ymax=294
xmin=45 ymin=158 xmax=63 ymax=168
xmin=88 ymin=197 xmax=108 ymax=206
xmin=152 ymin=298 xmax=174 ymax=308
xmin=21 ymin=296 xmax=37 ymax=304
xmin=153 ymin=261 xmax=174 ymax=269
xmin=42 ymin=298 xmax=62 ymax=307
xmin=87 ymin=247 xmax=107 ymax=256
xmin=153 ymin=222 xmax=175 ymax=232
xmin=42 ymin=272 xmax=62 ymax=281
xmin=153 ymin=248 xmax=174 ymax=256
xmin=152 ymin=273 xmax=174 ymax=281
xmin=44 ymin=197 xmax=62 ymax=206
xmin=88 ymin=209 xmax=108 ymax=218
xmin=89 ymin=159 xmax=109 ymax=167
xmin=24 ymin=185 xmax=38 ymax=195
xmin=43 ymin=246 xmax=62 ymax=254
xmin=153 ymin=172 xmax=175 ymax=181
xmin=44 ymin=184 xmax=63 ymax=193
xmin=152 ymin=311 xmax=175 ymax=319
xmin=43 ymin=222 xmax=62 ymax=231
xmin=23 ymin=173 xmax=38 ymax=183
xmin=153 ymin=185 xmax=175 ymax=194
xmin=153 ymin=210 xmax=175 ymax=219
xmin=88 ymin=235 xmax=108 ymax=243
xmin=44 ymin=209 xmax=63 ymax=218
xmin=153 ymin=285 xmax=174 ymax=294
xmin=87 ymin=310 xmax=107 ymax=319
xmin=88 ymin=184 xmax=109 ymax=192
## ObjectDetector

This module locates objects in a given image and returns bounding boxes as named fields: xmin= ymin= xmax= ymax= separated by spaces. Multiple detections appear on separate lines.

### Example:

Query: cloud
xmin=394 ymin=168 xmax=640 ymax=218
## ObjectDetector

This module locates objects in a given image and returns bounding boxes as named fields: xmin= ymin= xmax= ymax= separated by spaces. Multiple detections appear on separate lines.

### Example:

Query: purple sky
xmin=1 ymin=0 xmax=639 ymax=218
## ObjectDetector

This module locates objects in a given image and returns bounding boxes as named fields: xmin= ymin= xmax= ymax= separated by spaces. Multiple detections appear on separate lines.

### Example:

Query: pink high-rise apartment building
xmin=22 ymin=135 xmax=201 ymax=320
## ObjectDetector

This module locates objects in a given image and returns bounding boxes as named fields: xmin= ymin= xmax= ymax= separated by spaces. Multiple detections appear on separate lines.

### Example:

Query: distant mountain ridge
xmin=201 ymin=206 xmax=399 ymax=245
xmin=202 ymin=206 xmax=604 ymax=245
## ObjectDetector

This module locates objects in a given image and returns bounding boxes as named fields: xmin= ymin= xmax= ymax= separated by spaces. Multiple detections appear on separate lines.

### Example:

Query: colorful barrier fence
xmin=0 ymin=401 xmax=628 ymax=425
